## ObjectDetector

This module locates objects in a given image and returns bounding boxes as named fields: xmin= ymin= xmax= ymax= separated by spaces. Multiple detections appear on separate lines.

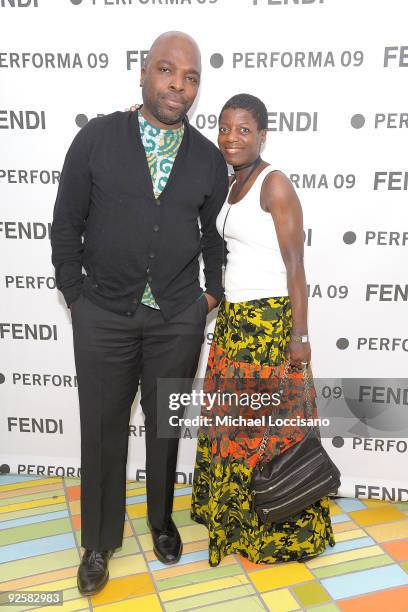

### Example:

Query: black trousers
xmin=71 ymin=292 xmax=208 ymax=551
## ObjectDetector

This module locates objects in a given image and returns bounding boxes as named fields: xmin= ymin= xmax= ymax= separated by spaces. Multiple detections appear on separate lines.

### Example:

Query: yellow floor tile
xmin=127 ymin=494 xmax=192 ymax=518
xmin=332 ymin=521 xmax=357 ymax=534
xmin=29 ymin=577 xmax=77 ymax=592
xmin=147 ymin=539 xmax=207 ymax=561
xmin=0 ymin=477 xmax=63 ymax=492
xmin=122 ymin=523 xmax=133 ymax=538
xmin=332 ymin=528 xmax=366 ymax=542
xmin=292 ymin=581 xmax=331 ymax=607
xmin=126 ymin=502 xmax=147 ymax=519
xmin=126 ymin=486 xmax=146 ymax=497
xmin=1 ymin=566 xmax=77 ymax=591
xmin=0 ymin=482 xmax=63 ymax=499
xmin=178 ymin=523 xmax=209 ymax=542
xmin=364 ymin=498 xmax=392 ymax=508
xmin=69 ymin=500 xmax=80 ymax=515
xmin=152 ymin=556 xmax=236 ymax=579
xmin=249 ymin=562 xmax=313 ymax=592
xmin=261 ymin=588 xmax=301 ymax=612
xmin=0 ymin=495 xmax=66 ymax=513
xmin=172 ymin=494 xmax=192 ymax=511
xmin=160 ymin=575 xmax=249 ymax=602
xmin=109 ymin=554 xmax=147 ymax=579
xmin=33 ymin=598 xmax=87 ymax=612
xmin=306 ymin=545 xmax=384 ymax=569
xmin=91 ymin=573 xmax=154 ymax=605
xmin=349 ymin=506 xmax=406 ymax=526
xmin=365 ymin=519 xmax=408 ymax=542
xmin=137 ymin=532 xmax=153 ymax=552
xmin=96 ymin=593 xmax=162 ymax=611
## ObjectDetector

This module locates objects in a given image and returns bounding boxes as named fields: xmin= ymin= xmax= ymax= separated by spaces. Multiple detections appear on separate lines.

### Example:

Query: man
xmin=51 ymin=31 xmax=228 ymax=596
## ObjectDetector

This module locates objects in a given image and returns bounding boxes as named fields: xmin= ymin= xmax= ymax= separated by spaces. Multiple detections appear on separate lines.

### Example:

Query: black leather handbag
xmin=250 ymin=362 xmax=341 ymax=525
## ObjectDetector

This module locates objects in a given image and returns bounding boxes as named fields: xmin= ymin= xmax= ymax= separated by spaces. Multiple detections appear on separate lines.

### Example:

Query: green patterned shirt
xmin=138 ymin=113 xmax=184 ymax=309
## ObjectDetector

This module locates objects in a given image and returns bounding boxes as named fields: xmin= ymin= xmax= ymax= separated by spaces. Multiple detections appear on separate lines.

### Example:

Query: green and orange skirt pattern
xmin=190 ymin=296 xmax=336 ymax=567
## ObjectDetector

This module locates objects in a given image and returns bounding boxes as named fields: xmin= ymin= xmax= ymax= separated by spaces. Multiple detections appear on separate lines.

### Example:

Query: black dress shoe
xmin=77 ymin=549 xmax=113 ymax=595
xmin=147 ymin=517 xmax=182 ymax=564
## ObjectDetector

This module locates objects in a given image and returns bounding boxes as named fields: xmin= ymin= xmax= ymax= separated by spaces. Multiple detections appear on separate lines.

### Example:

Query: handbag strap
xmin=256 ymin=361 xmax=319 ymax=464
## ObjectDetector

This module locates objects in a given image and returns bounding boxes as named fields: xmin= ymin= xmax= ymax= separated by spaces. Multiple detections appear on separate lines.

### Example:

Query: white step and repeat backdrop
xmin=1 ymin=0 xmax=407 ymax=502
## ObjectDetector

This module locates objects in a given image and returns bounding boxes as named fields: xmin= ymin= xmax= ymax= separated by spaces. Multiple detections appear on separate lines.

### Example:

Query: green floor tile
xmin=130 ymin=509 xmax=195 ymax=536
xmin=126 ymin=481 xmax=146 ymax=490
xmin=1 ymin=517 xmax=71 ymax=546
xmin=130 ymin=516 xmax=149 ymax=535
xmin=172 ymin=509 xmax=197 ymax=528
xmin=163 ymin=584 xmax=256 ymax=612
xmin=312 ymin=553 xmax=393 ymax=579
xmin=194 ymin=595 xmax=265 ymax=611
xmin=23 ymin=586 xmax=81 ymax=610
xmin=0 ymin=549 xmax=80 ymax=582
xmin=113 ymin=536 xmax=140 ymax=557
xmin=306 ymin=604 xmax=340 ymax=612
xmin=74 ymin=530 xmax=138 ymax=555
xmin=292 ymin=581 xmax=331 ymax=607
xmin=0 ymin=488 xmax=64 ymax=506
xmin=156 ymin=563 xmax=242 ymax=590
xmin=65 ymin=478 xmax=81 ymax=486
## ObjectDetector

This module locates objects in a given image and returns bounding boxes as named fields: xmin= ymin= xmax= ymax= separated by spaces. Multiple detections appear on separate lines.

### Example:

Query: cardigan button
xmin=149 ymin=252 xmax=155 ymax=259
xmin=153 ymin=224 xmax=159 ymax=232
xmin=155 ymin=198 xmax=161 ymax=206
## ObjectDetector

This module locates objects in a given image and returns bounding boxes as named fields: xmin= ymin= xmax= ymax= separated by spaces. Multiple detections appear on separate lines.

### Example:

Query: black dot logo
xmin=75 ymin=114 xmax=88 ymax=128
xmin=0 ymin=464 xmax=10 ymax=474
xmin=70 ymin=0 xmax=83 ymax=5
xmin=351 ymin=114 xmax=365 ymax=129
xmin=210 ymin=53 xmax=224 ymax=69
xmin=343 ymin=231 xmax=356 ymax=245
xmin=332 ymin=436 xmax=344 ymax=448
xmin=336 ymin=338 xmax=349 ymax=350
xmin=0 ymin=373 xmax=5 ymax=384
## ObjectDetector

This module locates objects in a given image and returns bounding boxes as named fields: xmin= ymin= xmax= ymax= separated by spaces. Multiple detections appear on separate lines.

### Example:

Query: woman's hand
xmin=204 ymin=292 xmax=217 ymax=313
xmin=286 ymin=339 xmax=311 ymax=368
xmin=125 ymin=103 xmax=142 ymax=112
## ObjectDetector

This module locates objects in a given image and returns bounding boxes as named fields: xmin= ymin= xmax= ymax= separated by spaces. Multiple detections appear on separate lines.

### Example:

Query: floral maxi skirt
xmin=190 ymin=296 xmax=336 ymax=567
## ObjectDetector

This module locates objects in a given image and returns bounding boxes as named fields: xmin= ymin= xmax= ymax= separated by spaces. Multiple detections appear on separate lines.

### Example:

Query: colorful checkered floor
xmin=1 ymin=476 xmax=408 ymax=611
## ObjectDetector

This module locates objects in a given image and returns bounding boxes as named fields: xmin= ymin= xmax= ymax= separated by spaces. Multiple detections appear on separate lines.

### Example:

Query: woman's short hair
xmin=219 ymin=93 xmax=268 ymax=131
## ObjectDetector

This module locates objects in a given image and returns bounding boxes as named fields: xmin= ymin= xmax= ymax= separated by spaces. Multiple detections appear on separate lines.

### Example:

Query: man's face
xmin=141 ymin=39 xmax=201 ymax=126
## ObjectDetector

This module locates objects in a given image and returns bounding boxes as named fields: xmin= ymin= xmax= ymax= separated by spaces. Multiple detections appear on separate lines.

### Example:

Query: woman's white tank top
xmin=216 ymin=166 xmax=288 ymax=303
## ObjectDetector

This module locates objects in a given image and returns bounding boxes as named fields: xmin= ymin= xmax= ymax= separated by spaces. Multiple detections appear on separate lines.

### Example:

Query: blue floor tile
xmin=322 ymin=564 xmax=408 ymax=599
xmin=0 ymin=533 xmax=76 ymax=564
xmin=321 ymin=536 xmax=375 ymax=555
xmin=0 ymin=510 xmax=69 ymax=530
xmin=336 ymin=498 xmax=367 ymax=512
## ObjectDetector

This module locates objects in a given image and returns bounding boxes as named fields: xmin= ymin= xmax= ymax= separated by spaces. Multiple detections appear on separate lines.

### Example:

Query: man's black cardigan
xmin=50 ymin=110 xmax=229 ymax=321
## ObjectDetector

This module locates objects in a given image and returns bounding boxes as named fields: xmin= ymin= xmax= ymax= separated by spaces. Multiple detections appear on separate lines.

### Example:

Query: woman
xmin=190 ymin=94 xmax=335 ymax=567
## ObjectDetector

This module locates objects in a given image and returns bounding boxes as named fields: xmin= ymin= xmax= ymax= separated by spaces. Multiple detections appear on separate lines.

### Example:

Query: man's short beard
xmin=143 ymin=92 xmax=190 ymax=126
xmin=153 ymin=101 xmax=188 ymax=126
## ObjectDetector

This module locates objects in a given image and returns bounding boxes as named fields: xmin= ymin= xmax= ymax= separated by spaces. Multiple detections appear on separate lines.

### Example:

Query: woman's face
xmin=218 ymin=107 xmax=266 ymax=167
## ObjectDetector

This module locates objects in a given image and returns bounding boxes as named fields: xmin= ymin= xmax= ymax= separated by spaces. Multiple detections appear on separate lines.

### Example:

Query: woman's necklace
xmin=221 ymin=156 xmax=262 ymax=288
xmin=230 ymin=155 xmax=262 ymax=202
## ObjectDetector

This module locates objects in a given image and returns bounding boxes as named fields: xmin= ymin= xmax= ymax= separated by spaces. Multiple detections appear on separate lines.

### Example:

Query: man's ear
xmin=140 ymin=67 xmax=145 ymax=87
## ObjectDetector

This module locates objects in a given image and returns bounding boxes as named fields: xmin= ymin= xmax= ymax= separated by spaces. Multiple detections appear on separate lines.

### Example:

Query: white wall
xmin=0 ymin=0 xmax=407 ymax=501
